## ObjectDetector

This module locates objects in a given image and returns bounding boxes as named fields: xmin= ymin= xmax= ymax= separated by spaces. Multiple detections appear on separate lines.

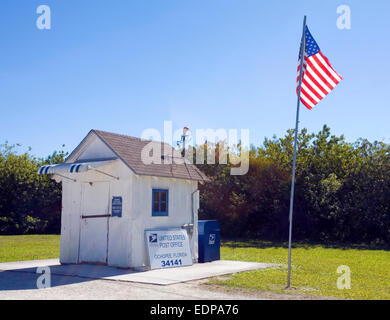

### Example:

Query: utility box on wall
xmin=198 ymin=220 xmax=220 ymax=263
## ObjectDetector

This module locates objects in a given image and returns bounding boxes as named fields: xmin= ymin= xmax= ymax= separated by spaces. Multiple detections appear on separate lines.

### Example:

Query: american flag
xmin=297 ymin=26 xmax=342 ymax=110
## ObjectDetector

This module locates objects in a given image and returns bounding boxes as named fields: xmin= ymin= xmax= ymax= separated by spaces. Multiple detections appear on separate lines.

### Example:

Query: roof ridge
xmin=93 ymin=129 xmax=176 ymax=146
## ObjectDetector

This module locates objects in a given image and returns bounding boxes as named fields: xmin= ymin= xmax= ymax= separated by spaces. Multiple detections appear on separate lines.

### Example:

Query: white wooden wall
xmin=59 ymin=158 xmax=199 ymax=269
xmin=130 ymin=175 xmax=199 ymax=268
xmin=59 ymin=160 xmax=133 ymax=267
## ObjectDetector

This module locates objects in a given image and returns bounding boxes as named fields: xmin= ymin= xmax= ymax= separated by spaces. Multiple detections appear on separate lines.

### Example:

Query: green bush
xmin=0 ymin=143 xmax=67 ymax=235
xmin=198 ymin=125 xmax=390 ymax=245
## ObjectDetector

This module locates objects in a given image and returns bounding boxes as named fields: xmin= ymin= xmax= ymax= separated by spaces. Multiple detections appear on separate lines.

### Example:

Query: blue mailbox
xmin=198 ymin=220 xmax=220 ymax=263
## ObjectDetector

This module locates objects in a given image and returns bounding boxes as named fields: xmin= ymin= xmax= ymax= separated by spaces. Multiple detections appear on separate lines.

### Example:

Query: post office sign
xmin=145 ymin=228 xmax=193 ymax=270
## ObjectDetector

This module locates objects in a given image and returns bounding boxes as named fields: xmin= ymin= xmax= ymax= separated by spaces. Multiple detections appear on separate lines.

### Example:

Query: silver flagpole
xmin=286 ymin=15 xmax=307 ymax=289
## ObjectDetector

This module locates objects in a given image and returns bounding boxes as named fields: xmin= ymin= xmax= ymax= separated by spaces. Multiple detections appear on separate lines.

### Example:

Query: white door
xmin=79 ymin=182 xmax=110 ymax=264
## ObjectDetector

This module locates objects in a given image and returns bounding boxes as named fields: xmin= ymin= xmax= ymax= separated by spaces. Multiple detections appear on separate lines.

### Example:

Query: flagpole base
xmin=284 ymin=286 xmax=297 ymax=291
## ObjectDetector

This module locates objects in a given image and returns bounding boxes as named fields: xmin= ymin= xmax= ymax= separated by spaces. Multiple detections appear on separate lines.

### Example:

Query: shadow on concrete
xmin=0 ymin=263 xmax=141 ymax=291
xmin=0 ymin=258 xmax=274 ymax=289
xmin=0 ymin=270 xmax=92 ymax=291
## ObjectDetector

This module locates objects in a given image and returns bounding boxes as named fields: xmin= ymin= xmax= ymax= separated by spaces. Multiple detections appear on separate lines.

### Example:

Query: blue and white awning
xmin=38 ymin=160 xmax=114 ymax=175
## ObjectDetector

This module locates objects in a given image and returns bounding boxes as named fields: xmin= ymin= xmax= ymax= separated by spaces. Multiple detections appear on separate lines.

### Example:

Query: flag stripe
xmin=304 ymin=69 xmax=329 ymax=96
xmin=318 ymin=52 xmax=342 ymax=81
xmin=305 ymin=65 xmax=332 ymax=93
xmin=302 ymin=79 xmax=323 ymax=100
xmin=303 ymin=76 xmax=326 ymax=98
xmin=300 ymin=86 xmax=318 ymax=105
xmin=312 ymin=54 xmax=340 ymax=86
xmin=301 ymin=99 xmax=312 ymax=109
xmin=308 ymin=58 xmax=336 ymax=88
xmin=300 ymin=94 xmax=314 ymax=109
xmin=306 ymin=60 xmax=333 ymax=91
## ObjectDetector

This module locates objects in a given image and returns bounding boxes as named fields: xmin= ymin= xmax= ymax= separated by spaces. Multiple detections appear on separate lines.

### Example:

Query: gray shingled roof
xmin=90 ymin=130 xmax=209 ymax=182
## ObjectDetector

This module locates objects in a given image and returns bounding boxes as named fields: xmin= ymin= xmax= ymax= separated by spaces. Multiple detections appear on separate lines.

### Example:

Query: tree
xmin=197 ymin=126 xmax=390 ymax=245
xmin=0 ymin=143 xmax=67 ymax=234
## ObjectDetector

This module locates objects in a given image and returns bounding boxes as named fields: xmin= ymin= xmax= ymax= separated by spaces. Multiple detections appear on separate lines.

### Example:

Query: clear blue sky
xmin=1 ymin=0 xmax=389 ymax=157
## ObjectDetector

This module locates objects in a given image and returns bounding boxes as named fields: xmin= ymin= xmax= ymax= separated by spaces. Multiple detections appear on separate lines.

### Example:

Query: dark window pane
xmin=152 ymin=190 xmax=168 ymax=215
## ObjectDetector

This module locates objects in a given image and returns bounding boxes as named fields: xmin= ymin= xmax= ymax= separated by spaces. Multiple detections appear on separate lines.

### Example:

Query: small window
xmin=152 ymin=189 xmax=169 ymax=216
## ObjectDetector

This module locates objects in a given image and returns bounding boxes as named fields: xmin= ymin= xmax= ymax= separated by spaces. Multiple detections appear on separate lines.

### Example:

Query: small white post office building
xmin=38 ymin=130 xmax=208 ymax=269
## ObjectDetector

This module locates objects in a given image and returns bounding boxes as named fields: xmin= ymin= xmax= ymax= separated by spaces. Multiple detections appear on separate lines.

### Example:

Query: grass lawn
xmin=0 ymin=235 xmax=60 ymax=263
xmin=209 ymin=240 xmax=390 ymax=300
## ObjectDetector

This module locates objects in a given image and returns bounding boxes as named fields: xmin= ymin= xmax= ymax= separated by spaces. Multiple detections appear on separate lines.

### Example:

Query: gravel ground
xmin=0 ymin=270 xmax=333 ymax=300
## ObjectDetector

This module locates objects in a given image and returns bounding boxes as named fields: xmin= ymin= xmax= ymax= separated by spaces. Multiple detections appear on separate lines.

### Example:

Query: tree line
xmin=0 ymin=143 xmax=66 ymax=234
xmin=1 ymin=126 xmax=389 ymax=245
xmin=198 ymin=125 xmax=390 ymax=245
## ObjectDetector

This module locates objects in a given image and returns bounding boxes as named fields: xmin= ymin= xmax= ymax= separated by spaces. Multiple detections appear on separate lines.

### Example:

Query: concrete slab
xmin=0 ymin=259 xmax=277 ymax=285
xmin=0 ymin=271 xmax=272 ymax=300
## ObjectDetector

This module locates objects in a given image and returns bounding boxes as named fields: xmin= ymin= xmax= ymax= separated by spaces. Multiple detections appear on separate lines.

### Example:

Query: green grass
xmin=0 ymin=235 xmax=60 ymax=263
xmin=210 ymin=240 xmax=390 ymax=300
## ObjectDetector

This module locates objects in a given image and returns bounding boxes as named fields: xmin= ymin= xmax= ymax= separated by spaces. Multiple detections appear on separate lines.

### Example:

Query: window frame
xmin=152 ymin=189 xmax=169 ymax=216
